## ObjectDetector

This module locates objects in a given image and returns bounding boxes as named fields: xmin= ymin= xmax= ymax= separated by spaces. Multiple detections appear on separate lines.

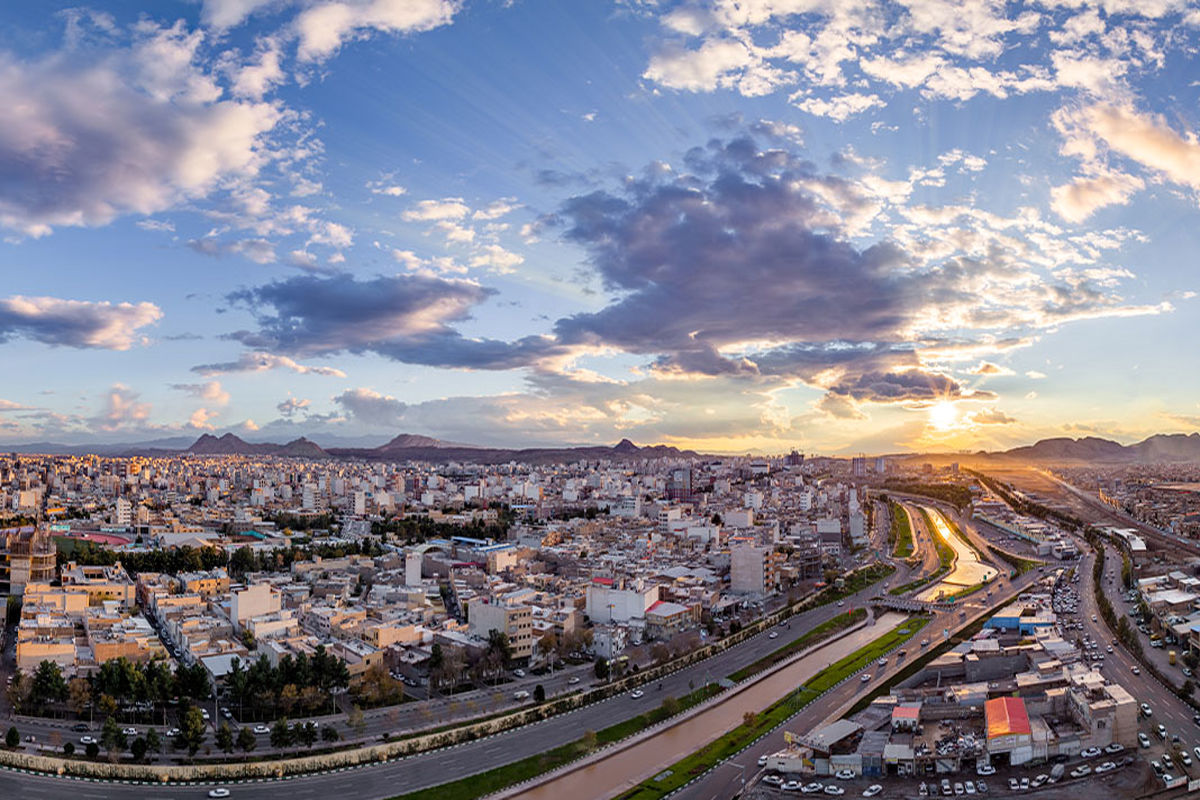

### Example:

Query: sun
xmin=928 ymin=401 xmax=960 ymax=432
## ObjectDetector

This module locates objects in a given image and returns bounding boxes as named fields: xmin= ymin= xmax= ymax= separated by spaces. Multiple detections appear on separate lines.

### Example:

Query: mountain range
xmin=989 ymin=433 xmax=1200 ymax=463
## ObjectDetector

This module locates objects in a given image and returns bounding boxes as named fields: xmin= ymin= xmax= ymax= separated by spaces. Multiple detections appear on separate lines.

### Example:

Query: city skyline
xmin=2 ymin=0 xmax=1199 ymax=455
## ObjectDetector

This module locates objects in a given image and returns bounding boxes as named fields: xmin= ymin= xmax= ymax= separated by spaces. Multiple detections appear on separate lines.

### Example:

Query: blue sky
xmin=1 ymin=0 xmax=1198 ymax=454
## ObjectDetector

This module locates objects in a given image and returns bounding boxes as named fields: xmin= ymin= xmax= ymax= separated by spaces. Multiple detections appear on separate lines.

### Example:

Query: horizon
xmin=2 ymin=2 xmax=1199 ymax=456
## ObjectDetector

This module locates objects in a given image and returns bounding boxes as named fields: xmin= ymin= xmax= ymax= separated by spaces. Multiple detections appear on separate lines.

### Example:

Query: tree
xmin=101 ymin=715 xmax=127 ymax=755
xmin=594 ymin=657 xmax=609 ymax=681
xmin=660 ymin=696 xmax=680 ymax=716
xmin=298 ymin=721 xmax=318 ymax=748
xmin=216 ymin=722 xmax=234 ymax=754
xmin=5 ymin=726 xmax=18 ymax=748
xmin=85 ymin=741 xmax=100 ymax=759
xmin=130 ymin=737 xmax=147 ymax=761
xmin=68 ymin=677 xmax=92 ymax=717
xmin=236 ymin=727 xmax=257 ymax=753
xmin=650 ymin=643 xmax=671 ymax=666
xmin=63 ymin=742 xmax=75 ymax=756
xmin=321 ymin=725 xmax=340 ymax=744
xmin=347 ymin=705 xmax=366 ymax=737
xmin=270 ymin=717 xmax=293 ymax=749
xmin=581 ymin=730 xmax=597 ymax=752
xmin=144 ymin=728 xmax=161 ymax=755
xmin=30 ymin=660 xmax=67 ymax=709
xmin=533 ymin=684 xmax=546 ymax=703
xmin=178 ymin=706 xmax=206 ymax=757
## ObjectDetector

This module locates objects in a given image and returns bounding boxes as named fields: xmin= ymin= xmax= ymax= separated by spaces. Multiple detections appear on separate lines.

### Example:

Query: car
xmin=837 ymin=600 xmax=844 ymax=607
xmin=763 ymin=775 xmax=784 ymax=786
xmin=513 ymin=690 xmax=530 ymax=700
xmin=166 ymin=727 xmax=181 ymax=737
xmin=1104 ymin=743 xmax=1125 ymax=754
xmin=783 ymin=780 xmax=802 ymax=792
xmin=253 ymin=725 xmax=270 ymax=735
xmin=79 ymin=735 xmax=96 ymax=745
xmin=862 ymin=786 xmax=882 ymax=797
xmin=1151 ymin=760 xmax=1164 ymax=775
xmin=1081 ymin=746 xmax=1101 ymax=758
xmin=1139 ymin=732 xmax=1151 ymax=748
xmin=1019 ymin=777 xmax=1029 ymax=790
xmin=953 ymin=782 xmax=964 ymax=796
xmin=878 ymin=658 xmax=887 ymax=667
xmin=1031 ymin=774 xmax=1048 ymax=788
xmin=71 ymin=723 xmax=89 ymax=732
xmin=860 ymin=674 xmax=871 ymax=682
xmin=201 ymin=709 xmax=210 ymax=720
xmin=965 ymin=781 xmax=976 ymax=795
xmin=976 ymin=764 xmax=995 ymax=776
xmin=1007 ymin=778 xmax=1019 ymax=791
xmin=513 ymin=669 xmax=526 ymax=678
xmin=801 ymin=783 xmax=824 ymax=794
xmin=1141 ymin=703 xmax=1153 ymax=716
xmin=824 ymin=787 xmax=845 ymax=797
xmin=1181 ymin=752 xmax=1192 ymax=766
xmin=834 ymin=769 xmax=855 ymax=780
xmin=630 ymin=690 xmax=644 ymax=699
xmin=207 ymin=791 xmax=231 ymax=799
xmin=23 ymin=735 xmax=34 ymax=743
xmin=1195 ymin=746 xmax=1200 ymax=762
xmin=757 ymin=755 xmax=769 ymax=767
xmin=1095 ymin=762 xmax=1116 ymax=774
xmin=1156 ymin=723 xmax=1167 ymax=738
xmin=1162 ymin=754 xmax=1174 ymax=770
xmin=1069 ymin=765 xmax=1092 ymax=778
xmin=976 ymin=780 xmax=987 ymax=793
xmin=1106 ymin=645 xmax=1112 ymax=652
xmin=919 ymin=783 xmax=929 ymax=797
xmin=122 ymin=727 xmax=138 ymax=736
xmin=568 ymin=676 xmax=581 ymax=685
xmin=1162 ymin=773 xmax=1176 ymax=784
xmin=769 ymin=632 xmax=779 ymax=640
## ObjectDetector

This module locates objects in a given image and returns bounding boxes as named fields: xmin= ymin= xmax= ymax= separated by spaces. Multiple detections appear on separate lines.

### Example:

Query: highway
xmin=0 ymin=559 xmax=921 ymax=800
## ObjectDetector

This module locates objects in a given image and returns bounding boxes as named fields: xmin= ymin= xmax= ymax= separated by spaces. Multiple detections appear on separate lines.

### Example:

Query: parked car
xmin=1069 ymin=765 xmax=1092 ymax=778
xmin=834 ymin=769 xmax=855 ymax=780
xmin=1139 ymin=732 xmax=1151 ymax=748
xmin=1081 ymin=746 xmax=1101 ymax=758
xmin=253 ymin=725 xmax=270 ymax=735
xmin=1104 ymin=743 xmax=1125 ymax=754
xmin=862 ymin=786 xmax=882 ymax=797
xmin=976 ymin=764 xmax=995 ymax=776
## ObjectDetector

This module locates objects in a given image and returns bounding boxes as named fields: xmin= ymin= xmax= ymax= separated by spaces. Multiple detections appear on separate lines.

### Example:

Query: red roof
xmin=892 ymin=706 xmax=920 ymax=720
xmin=985 ymin=697 xmax=1031 ymax=738
xmin=592 ymin=577 xmax=614 ymax=586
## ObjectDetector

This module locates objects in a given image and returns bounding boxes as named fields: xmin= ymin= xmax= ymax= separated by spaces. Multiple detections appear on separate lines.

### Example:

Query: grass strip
xmin=615 ymin=616 xmax=930 ymax=800
xmin=728 ymin=609 xmax=867 ymax=683
xmin=890 ymin=501 xmax=914 ymax=559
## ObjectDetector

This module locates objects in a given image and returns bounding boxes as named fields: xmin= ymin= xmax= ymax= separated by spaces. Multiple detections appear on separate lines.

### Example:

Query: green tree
xmin=270 ymin=717 xmax=293 ymax=749
xmin=177 ymin=706 xmax=206 ymax=757
xmin=236 ymin=726 xmax=256 ymax=753
xmin=594 ymin=657 xmax=609 ymax=681
xmin=101 ymin=715 xmax=127 ymax=755
xmin=30 ymin=660 xmax=67 ymax=709
xmin=321 ymin=725 xmax=340 ymax=744
xmin=215 ymin=722 xmax=234 ymax=754
xmin=298 ymin=721 xmax=318 ymax=748
xmin=62 ymin=742 xmax=75 ymax=756
xmin=533 ymin=684 xmax=546 ymax=703
xmin=144 ymin=728 xmax=161 ymax=754
xmin=130 ymin=737 xmax=147 ymax=761
xmin=347 ymin=705 xmax=366 ymax=737
xmin=85 ymin=740 xmax=100 ymax=759
xmin=5 ymin=726 xmax=18 ymax=748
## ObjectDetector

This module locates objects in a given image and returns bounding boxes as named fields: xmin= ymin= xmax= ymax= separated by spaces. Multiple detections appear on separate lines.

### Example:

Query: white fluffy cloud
xmin=0 ymin=25 xmax=281 ymax=236
xmin=295 ymin=0 xmax=461 ymax=62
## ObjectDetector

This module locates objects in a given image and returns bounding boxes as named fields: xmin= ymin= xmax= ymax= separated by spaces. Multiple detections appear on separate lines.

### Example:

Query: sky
xmin=1 ymin=0 xmax=1199 ymax=455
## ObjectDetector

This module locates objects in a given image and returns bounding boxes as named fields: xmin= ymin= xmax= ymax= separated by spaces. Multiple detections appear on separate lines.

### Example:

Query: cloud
xmin=403 ymin=198 xmax=471 ymax=222
xmin=188 ymin=237 xmax=277 ymax=264
xmin=791 ymin=92 xmax=885 ymax=121
xmin=968 ymin=407 xmax=1017 ymax=425
xmin=333 ymin=387 xmax=407 ymax=427
xmin=276 ymin=395 xmax=310 ymax=416
xmin=294 ymin=0 xmax=461 ymax=62
xmin=188 ymin=407 xmax=220 ymax=429
xmin=1050 ymin=169 xmax=1144 ymax=223
xmin=0 ymin=296 xmax=161 ymax=350
xmin=967 ymin=361 xmax=1013 ymax=376
xmin=1025 ymin=370 xmax=1047 ymax=379
xmin=191 ymin=351 xmax=346 ymax=377
xmin=91 ymin=384 xmax=152 ymax=432
xmin=170 ymin=381 xmax=231 ymax=405
xmin=827 ymin=369 xmax=989 ymax=404
xmin=201 ymin=0 xmax=276 ymax=30
xmin=0 ymin=23 xmax=282 ymax=236
xmin=469 ymin=244 xmax=524 ymax=274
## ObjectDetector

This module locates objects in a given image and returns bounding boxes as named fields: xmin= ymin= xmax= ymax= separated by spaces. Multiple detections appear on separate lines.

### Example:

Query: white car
xmin=1139 ymin=733 xmax=1151 ymax=748
xmin=1069 ymin=765 xmax=1092 ymax=778
xmin=1141 ymin=703 xmax=1152 ymax=716
xmin=834 ymin=769 xmax=855 ymax=780
xmin=79 ymin=735 xmax=97 ymax=745
xmin=122 ymin=727 xmax=138 ymax=736
xmin=513 ymin=669 xmax=526 ymax=678
xmin=824 ymin=786 xmax=845 ymax=797
xmin=769 ymin=632 xmax=779 ymax=639
xmin=757 ymin=755 xmax=769 ymax=767
xmin=976 ymin=765 xmax=995 ymax=776
xmin=1081 ymin=746 xmax=1101 ymax=758
xmin=1094 ymin=761 xmax=1116 ymax=774
xmin=568 ymin=677 xmax=581 ymax=685
xmin=630 ymin=690 xmax=644 ymax=699
xmin=763 ymin=775 xmax=783 ymax=786
xmin=862 ymin=786 xmax=882 ymax=797
xmin=207 ymin=791 xmax=231 ymax=799
xmin=1104 ymin=743 xmax=1124 ymax=754
xmin=801 ymin=783 xmax=824 ymax=794
xmin=860 ymin=673 xmax=871 ymax=682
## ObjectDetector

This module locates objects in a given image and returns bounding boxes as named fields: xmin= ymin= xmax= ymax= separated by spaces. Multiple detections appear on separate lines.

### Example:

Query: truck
xmin=1170 ymin=650 xmax=1177 ymax=666
xmin=1050 ymin=764 xmax=1065 ymax=782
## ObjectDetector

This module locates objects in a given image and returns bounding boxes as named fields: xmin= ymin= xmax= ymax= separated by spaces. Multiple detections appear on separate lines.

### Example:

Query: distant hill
xmin=992 ymin=432 xmax=1200 ymax=463
xmin=327 ymin=436 xmax=701 ymax=465
xmin=186 ymin=433 xmax=330 ymax=459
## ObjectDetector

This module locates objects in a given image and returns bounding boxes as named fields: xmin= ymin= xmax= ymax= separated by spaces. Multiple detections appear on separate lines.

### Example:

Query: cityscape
xmin=3 ymin=2 xmax=1200 ymax=800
